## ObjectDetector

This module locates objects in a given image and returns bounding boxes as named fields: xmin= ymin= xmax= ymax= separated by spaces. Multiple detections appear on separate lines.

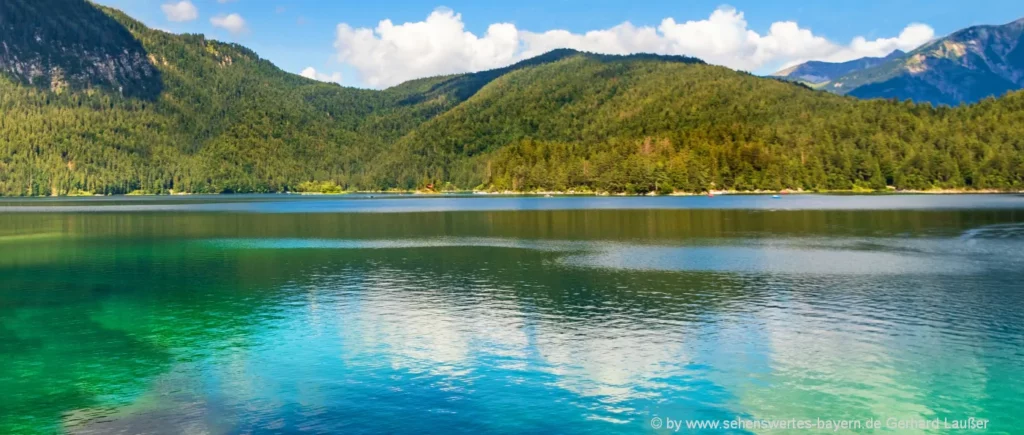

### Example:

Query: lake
xmin=1 ymin=194 xmax=1022 ymax=433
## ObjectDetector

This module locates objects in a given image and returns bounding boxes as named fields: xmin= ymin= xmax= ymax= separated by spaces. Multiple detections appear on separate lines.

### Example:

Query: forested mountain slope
xmin=1 ymin=0 xmax=1023 ymax=195
xmin=371 ymin=56 xmax=1024 ymax=192
xmin=2 ymin=0 xmax=392 ymax=194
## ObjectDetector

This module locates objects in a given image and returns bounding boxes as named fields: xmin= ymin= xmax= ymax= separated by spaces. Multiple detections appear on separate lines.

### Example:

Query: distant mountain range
xmin=773 ymin=50 xmax=905 ymax=86
xmin=775 ymin=18 xmax=1024 ymax=105
xmin=1 ymin=0 xmax=1023 ymax=196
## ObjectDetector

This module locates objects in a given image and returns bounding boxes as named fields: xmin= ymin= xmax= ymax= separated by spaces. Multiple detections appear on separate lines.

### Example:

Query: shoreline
xmin=2 ymin=188 xmax=1022 ymax=198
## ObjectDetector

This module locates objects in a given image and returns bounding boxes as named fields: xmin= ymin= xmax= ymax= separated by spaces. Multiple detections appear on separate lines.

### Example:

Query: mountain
xmin=1 ymin=0 xmax=1023 ymax=195
xmin=0 ymin=0 xmax=162 ymax=99
xmin=372 ymin=55 xmax=1024 ymax=193
xmin=773 ymin=50 xmax=905 ymax=86
xmin=0 ymin=0 xmax=546 ymax=194
xmin=824 ymin=18 xmax=1024 ymax=105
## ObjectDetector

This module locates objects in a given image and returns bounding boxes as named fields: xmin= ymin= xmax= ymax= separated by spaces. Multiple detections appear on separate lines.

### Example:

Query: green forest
xmin=1 ymin=0 xmax=1023 ymax=196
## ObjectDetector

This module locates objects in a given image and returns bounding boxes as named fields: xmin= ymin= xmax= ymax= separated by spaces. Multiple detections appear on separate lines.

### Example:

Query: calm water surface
xmin=1 ymin=195 xmax=1023 ymax=433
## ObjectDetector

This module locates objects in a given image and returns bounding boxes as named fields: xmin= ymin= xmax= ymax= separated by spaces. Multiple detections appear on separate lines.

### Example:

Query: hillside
xmin=2 ymin=0 xmax=398 ymax=195
xmin=369 ymin=56 xmax=1024 ymax=192
xmin=1 ymin=0 xmax=1023 ymax=195
xmin=773 ymin=50 xmax=905 ymax=86
xmin=824 ymin=18 xmax=1024 ymax=105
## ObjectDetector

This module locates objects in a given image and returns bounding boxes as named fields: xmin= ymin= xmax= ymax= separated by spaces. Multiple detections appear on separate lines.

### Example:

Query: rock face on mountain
xmin=773 ymin=50 xmax=905 ymax=85
xmin=0 ymin=0 xmax=162 ymax=99
xmin=824 ymin=18 xmax=1024 ymax=105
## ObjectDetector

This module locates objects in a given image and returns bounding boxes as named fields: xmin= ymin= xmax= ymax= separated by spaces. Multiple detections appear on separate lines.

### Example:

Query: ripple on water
xmin=559 ymin=242 xmax=981 ymax=275
xmin=960 ymin=222 xmax=1024 ymax=240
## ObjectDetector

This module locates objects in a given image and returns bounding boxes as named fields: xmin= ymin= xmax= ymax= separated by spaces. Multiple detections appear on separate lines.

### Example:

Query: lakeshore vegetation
xmin=1 ymin=0 xmax=1023 ymax=196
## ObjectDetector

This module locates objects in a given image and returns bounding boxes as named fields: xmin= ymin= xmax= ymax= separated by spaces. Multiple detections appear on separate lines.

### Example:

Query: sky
xmin=94 ymin=0 xmax=1024 ymax=88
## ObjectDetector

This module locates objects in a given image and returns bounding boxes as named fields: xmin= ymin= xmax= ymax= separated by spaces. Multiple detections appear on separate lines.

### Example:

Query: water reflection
xmin=0 ymin=205 xmax=1022 ymax=433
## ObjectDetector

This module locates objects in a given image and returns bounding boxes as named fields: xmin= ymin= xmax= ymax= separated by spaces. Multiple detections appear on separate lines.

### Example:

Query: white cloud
xmin=161 ymin=0 xmax=198 ymax=22
xmin=334 ymin=7 xmax=935 ymax=88
xmin=335 ymin=9 xmax=519 ymax=88
xmin=775 ymin=23 xmax=935 ymax=70
xmin=211 ymin=13 xmax=248 ymax=34
xmin=300 ymin=67 xmax=343 ymax=84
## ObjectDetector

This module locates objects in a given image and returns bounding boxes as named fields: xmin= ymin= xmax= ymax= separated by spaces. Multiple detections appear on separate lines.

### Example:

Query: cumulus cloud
xmin=161 ymin=0 xmax=198 ymax=22
xmin=774 ymin=23 xmax=935 ymax=70
xmin=300 ymin=67 xmax=343 ymax=84
xmin=334 ymin=7 xmax=935 ymax=88
xmin=211 ymin=13 xmax=248 ymax=34
xmin=335 ymin=9 xmax=519 ymax=88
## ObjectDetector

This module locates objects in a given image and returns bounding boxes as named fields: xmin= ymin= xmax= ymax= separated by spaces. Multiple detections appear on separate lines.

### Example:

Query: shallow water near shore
xmin=1 ymin=195 xmax=1023 ymax=433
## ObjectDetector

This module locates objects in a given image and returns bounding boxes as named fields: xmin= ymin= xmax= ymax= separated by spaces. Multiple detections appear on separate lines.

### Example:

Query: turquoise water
xmin=1 ymin=195 xmax=1022 ymax=433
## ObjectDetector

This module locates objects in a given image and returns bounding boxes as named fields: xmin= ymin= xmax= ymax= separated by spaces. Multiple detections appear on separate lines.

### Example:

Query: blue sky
xmin=94 ymin=0 xmax=1024 ymax=88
